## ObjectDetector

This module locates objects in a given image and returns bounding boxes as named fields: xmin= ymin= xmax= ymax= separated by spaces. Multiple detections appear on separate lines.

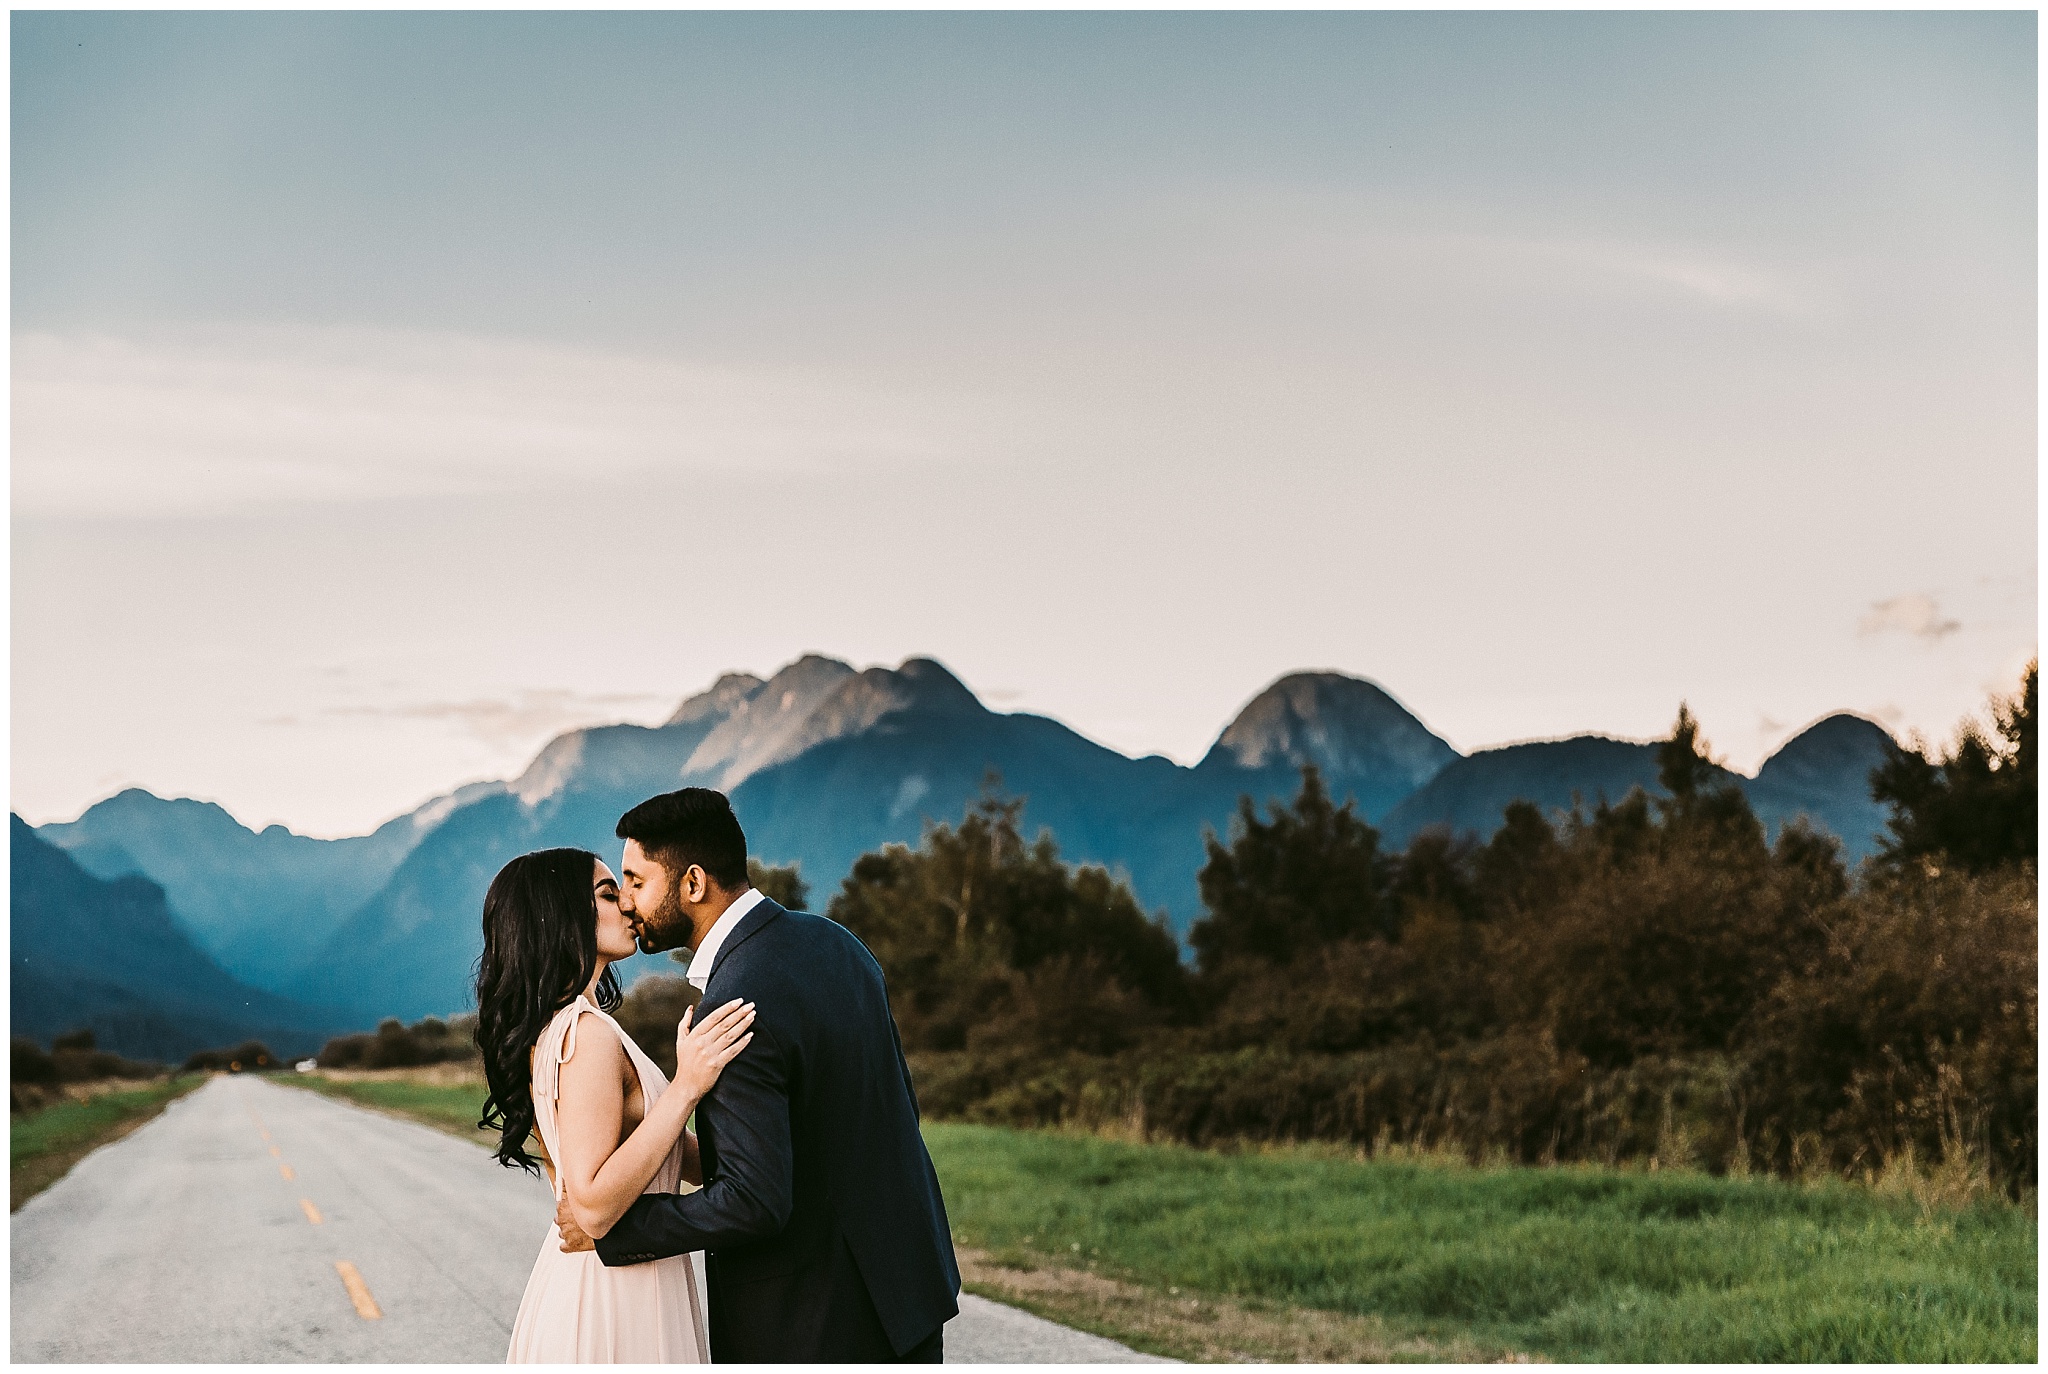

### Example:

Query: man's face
xmin=619 ymin=838 xmax=692 ymax=955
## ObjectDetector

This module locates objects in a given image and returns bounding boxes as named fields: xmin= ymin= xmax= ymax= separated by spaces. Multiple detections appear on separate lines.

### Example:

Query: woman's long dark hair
xmin=474 ymin=847 xmax=621 ymax=1173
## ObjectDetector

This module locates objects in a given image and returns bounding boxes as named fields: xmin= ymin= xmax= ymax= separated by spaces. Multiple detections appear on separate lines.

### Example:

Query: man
xmin=554 ymin=787 xmax=960 ymax=1362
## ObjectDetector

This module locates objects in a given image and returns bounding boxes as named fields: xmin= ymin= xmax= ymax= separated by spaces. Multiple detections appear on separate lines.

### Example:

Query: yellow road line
xmin=260 ymin=1129 xmax=271 ymax=1141
xmin=269 ymin=1146 xmax=281 ymax=1157
xmin=299 ymin=1198 xmax=324 ymax=1225
xmin=279 ymin=1163 xmax=295 ymax=1181
xmin=334 ymin=1261 xmax=382 ymax=1319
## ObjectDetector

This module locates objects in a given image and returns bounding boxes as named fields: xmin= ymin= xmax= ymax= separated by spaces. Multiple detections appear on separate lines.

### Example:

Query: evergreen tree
xmin=1872 ymin=661 xmax=2037 ymax=875
xmin=1189 ymin=765 xmax=1389 ymax=973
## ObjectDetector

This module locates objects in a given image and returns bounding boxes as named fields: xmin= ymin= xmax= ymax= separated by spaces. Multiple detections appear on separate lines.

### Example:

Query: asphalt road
xmin=11 ymin=1075 xmax=1162 ymax=1363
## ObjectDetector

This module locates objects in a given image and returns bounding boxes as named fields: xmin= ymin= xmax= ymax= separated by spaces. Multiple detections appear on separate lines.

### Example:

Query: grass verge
xmin=956 ymin=1243 xmax=1517 ymax=1362
xmin=927 ymin=1123 xmax=2038 ymax=1363
xmin=11 ymin=1076 xmax=207 ymax=1211
xmin=258 ymin=1070 xmax=2037 ymax=1361
xmin=285 ymin=1069 xmax=498 ymax=1149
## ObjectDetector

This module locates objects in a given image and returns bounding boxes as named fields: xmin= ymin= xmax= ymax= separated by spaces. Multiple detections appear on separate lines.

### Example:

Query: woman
xmin=476 ymin=847 xmax=755 ymax=1363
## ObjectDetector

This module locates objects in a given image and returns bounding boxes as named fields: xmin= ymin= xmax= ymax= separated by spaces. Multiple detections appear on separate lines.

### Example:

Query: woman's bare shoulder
xmin=555 ymin=1005 xmax=632 ymax=1087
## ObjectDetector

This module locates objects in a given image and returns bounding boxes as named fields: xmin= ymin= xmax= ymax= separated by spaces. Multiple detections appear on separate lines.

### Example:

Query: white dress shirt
xmin=684 ymin=886 xmax=765 ymax=992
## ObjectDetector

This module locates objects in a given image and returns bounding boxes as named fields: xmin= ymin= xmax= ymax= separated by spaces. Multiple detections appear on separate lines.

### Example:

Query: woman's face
xmin=592 ymin=860 xmax=638 ymax=961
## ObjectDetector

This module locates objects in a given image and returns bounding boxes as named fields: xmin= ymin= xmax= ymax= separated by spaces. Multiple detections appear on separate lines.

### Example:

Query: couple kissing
xmin=474 ymin=787 xmax=960 ymax=1363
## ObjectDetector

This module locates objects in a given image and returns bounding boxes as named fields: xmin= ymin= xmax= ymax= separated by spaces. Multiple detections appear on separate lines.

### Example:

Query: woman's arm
xmin=553 ymin=1002 xmax=752 ymax=1238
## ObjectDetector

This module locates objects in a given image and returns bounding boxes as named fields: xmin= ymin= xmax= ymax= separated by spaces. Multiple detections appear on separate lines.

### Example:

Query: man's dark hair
xmin=617 ymin=788 xmax=750 ymax=891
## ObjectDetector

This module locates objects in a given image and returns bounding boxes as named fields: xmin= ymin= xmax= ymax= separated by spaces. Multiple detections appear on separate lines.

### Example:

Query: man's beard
xmin=633 ymin=885 xmax=691 ymax=956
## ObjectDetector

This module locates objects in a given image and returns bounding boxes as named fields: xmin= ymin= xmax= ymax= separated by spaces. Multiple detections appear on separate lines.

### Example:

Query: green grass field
xmin=289 ymin=1072 xmax=500 ymax=1146
xmin=11 ymin=1076 xmax=206 ymax=1211
xmin=283 ymin=1074 xmax=2037 ymax=1361
xmin=928 ymin=1124 xmax=2037 ymax=1363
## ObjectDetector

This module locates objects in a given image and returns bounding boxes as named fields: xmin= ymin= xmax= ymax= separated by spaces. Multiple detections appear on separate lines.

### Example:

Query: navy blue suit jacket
xmin=594 ymin=897 xmax=960 ymax=1360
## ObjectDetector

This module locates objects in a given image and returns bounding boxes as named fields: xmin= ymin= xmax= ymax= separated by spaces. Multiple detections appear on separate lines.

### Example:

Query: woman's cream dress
xmin=506 ymin=996 xmax=711 ymax=1363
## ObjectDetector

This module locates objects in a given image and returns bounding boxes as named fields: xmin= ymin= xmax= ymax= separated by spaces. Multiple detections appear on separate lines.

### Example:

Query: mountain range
xmin=26 ymin=656 xmax=1901 ymax=1032
xmin=11 ymin=817 xmax=339 ymax=1060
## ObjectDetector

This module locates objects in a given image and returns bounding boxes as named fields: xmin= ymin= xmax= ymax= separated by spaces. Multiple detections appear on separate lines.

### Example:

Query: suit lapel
xmin=709 ymin=895 xmax=784 ymax=984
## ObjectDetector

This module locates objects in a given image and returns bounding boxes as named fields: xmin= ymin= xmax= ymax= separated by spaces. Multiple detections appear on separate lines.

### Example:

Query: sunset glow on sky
xmin=12 ymin=11 xmax=2036 ymax=836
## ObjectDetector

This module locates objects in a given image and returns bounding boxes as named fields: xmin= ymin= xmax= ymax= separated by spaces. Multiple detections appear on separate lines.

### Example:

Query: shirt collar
xmin=685 ymin=887 xmax=766 ymax=990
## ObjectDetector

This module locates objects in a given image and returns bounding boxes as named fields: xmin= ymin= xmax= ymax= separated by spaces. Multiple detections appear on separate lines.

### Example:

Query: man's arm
xmin=591 ymin=1016 xmax=795 ymax=1266
xmin=888 ymin=1001 xmax=922 ymax=1118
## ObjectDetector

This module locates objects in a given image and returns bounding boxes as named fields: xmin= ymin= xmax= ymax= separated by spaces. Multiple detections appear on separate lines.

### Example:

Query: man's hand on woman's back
xmin=557 ymin=1195 xmax=596 ymax=1252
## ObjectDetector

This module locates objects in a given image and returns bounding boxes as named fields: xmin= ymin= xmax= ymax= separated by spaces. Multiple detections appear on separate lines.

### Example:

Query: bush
xmin=1741 ymin=865 xmax=2037 ymax=1188
xmin=13 ymin=1038 xmax=58 ymax=1088
xmin=12 ymin=1032 xmax=161 ymax=1100
xmin=828 ymin=784 xmax=1187 ymax=1055
xmin=183 ymin=1041 xmax=280 ymax=1072
xmin=9 ymin=1044 xmax=59 ymax=1113
xmin=316 ymin=1014 xmax=481 ymax=1070
xmin=747 ymin=858 xmax=810 ymax=912
xmin=907 ymin=1037 xmax=1750 ymax=1171
xmin=42 ymin=1028 xmax=162 ymax=1082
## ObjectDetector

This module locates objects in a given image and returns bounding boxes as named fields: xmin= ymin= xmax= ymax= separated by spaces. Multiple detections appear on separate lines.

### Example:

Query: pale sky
xmin=12 ymin=11 xmax=2037 ymax=837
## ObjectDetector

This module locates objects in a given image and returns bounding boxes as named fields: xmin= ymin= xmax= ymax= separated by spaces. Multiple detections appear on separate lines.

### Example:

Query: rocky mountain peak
xmin=665 ymin=672 xmax=766 ymax=727
xmin=510 ymin=669 xmax=792 ymax=808
xmin=1202 ymin=671 xmax=1460 ymax=797
xmin=694 ymin=656 xmax=989 ymax=791
xmin=888 ymin=657 xmax=985 ymax=713
xmin=502 ymin=654 xmax=987 ymax=807
xmin=789 ymin=657 xmax=986 ymax=752
xmin=509 ymin=731 xmax=589 ymax=805
xmin=682 ymin=655 xmax=860 ymax=790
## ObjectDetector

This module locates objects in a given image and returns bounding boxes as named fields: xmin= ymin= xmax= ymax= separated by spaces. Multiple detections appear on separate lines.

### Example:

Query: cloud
xmin=1860 ymin=593 xmax=1961 ymax=641
xmin=318 ymin=689 xmax=674 ymax=749
xmin=12 ymin=325 xmax=996 ymax=518
xmin=1596 ymin=251 xmax=1807 ymax=315
xmin=1175 ymin=186 xmax=1814 ymax=319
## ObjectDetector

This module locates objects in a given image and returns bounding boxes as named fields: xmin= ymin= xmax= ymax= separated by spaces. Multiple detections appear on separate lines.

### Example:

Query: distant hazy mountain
xmin=35 ymin=656 xmax=1898 ymax=1027
xmin=260 ymin=658 xmax=1456 ymax=1020
xmin=1380 ymin=714 xmax=1900 ymax=859
xmin=37 ymin=789 xmax=428 ymax=990
xmin=1741 ymin=713 xmax=1902 ymax=857
xmin=1379 ymin=735 xmax=1696 ymax=848
xmin=11 ymin=817 xmax=337 ymax=1060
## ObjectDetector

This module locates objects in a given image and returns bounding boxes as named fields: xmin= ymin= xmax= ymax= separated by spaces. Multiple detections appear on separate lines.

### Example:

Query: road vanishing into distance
xmin=12 ymin=1075 xmax=1162 ymax=1363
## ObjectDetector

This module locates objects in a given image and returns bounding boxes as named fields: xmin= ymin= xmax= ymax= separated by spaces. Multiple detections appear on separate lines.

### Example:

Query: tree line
xmin=282 ymin=665 xmax=2032 ymax=1195
xmin=820 ymin=665 xmax=2035 ymax=1194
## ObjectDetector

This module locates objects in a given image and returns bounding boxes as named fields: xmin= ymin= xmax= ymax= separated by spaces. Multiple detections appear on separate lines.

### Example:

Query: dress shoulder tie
xmin=531 ymin=996 xmax=596 ymax=1105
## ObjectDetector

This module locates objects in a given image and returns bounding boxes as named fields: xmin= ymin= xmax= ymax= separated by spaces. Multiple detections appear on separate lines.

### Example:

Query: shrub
xmin=747 ymin=858 xmax=810 ymax=912
xmin=316 ymin=1014 xmax=481 ymax=1070
xmin=1741 ymin=864 xmax=2037 ymax=1188
xmin=13 ymin=1037 xmax=58 ymax=1088
xmin=183 ymin=1041 xmax=280 ymax=1072
xmin=828 ymin=783 xmax=1186 ymax=1054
